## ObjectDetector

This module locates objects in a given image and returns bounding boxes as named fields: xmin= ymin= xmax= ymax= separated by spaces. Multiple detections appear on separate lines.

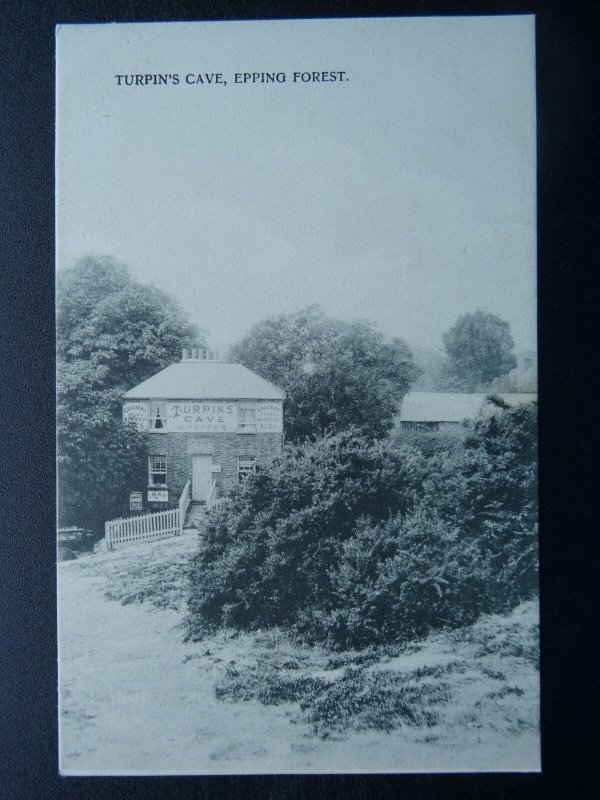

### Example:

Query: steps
xmin=183 ymin=500 xmax=207 ymax=530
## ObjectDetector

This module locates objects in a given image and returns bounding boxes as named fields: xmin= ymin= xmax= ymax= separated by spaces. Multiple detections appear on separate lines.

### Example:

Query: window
xmin=238 ymin=456 xmax=256 ymax=482
xmin=149 ymin=455 xmax=167 ymax=486
xmin=149 ymin=403 xmax=168 ymax=431
xmin=402 ymin=421 xmax=440 ymax=432
xmin=237 ymin=401 xmax=257 ymax=433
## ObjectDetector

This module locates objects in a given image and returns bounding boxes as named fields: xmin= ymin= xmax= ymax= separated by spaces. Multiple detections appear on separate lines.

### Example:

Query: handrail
xmin=206 ymin=480 xmax=218 ymax=509
xmin=178 ymin=479 xmax=192 ymax=534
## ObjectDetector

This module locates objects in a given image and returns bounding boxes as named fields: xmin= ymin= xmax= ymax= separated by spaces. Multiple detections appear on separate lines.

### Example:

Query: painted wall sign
xmin=129 ymin=492 xmax=143 ymax=511
xmin=167 ymin=401 xmax=237 ymax=433
xmin=257 ymin=402 xmax=283 ymax=432
xmin=148 ymin=489 xmax=168 ymax=502
xmin=123 ymin=402 xmax=147 ymax=430
xmin=123 ymin=399 xmax=282 ymax=433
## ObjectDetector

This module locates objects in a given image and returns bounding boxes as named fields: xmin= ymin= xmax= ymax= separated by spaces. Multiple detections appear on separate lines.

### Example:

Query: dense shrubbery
xmin=187 ymin=403 xmax=538 ymax=649
xmin=187 ymin=430 xmax=425 ymax=636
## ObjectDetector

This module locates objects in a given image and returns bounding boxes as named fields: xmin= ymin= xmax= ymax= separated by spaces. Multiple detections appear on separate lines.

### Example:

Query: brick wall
xmin=145 ymin=431 xmax=283 ymax=508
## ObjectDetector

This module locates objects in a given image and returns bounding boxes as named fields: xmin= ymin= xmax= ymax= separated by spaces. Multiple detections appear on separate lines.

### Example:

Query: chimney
xmin=182 ymin=345 xmax=221 ymax=361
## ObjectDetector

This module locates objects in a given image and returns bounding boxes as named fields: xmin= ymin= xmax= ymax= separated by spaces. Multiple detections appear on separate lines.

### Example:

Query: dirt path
xmin=59 ymin=536 xmax=307 ymax=774
xmin=58 ymin=535 xmax=540 ymax=774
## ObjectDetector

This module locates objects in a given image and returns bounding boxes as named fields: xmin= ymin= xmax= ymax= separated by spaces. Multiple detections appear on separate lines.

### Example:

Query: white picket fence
xmin=105 ymin=507 xmax=180 ymax=550
xmin=102 ymin=479 xmax=228 ymax=550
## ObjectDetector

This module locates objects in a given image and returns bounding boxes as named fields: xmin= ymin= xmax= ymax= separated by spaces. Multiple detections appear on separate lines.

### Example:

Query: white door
xmin=192 ymin=455 xmax=213 ymax=501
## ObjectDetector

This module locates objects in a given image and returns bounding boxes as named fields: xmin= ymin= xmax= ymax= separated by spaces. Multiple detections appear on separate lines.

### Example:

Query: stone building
xmin=122 ymin=348 xmax=284 ymax=515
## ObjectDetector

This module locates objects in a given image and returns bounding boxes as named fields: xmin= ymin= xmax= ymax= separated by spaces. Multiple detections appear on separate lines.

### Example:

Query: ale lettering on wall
xmin=123 ymin=402 xmax=147 ymax=430
xmin=257 ymin=402 xmax=283 ymax=432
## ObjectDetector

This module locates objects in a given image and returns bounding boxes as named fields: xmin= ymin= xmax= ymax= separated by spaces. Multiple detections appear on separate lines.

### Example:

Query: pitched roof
xmin=400 ymin=392 xmax=537 ymax=423
xmin=124 ymin=361 xmax=285 ymax=400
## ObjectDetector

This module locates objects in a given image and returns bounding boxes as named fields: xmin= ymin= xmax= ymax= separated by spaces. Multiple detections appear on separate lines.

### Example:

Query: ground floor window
xmin=238 ymin=456 xmax=256 ymax=482
xmin=149 ymin=455 xmax=167 ymax=486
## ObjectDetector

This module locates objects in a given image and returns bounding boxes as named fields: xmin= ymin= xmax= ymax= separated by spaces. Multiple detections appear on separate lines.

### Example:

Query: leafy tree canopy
xmin=442 ymin=309 xmax=517 ymax=392
xmin=57 ymin=256 xmax=201 ymax=403
xmin=57 ymin=256 xmax=200 ymax=531
xmin=229 ymin=306 xmax=420 ymax=441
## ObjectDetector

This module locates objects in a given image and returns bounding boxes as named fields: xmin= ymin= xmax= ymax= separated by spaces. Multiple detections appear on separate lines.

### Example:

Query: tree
xmin=229 ymin=306 xmax=420 ymax=441
xmin=58 ymin=417 xmax=149 ymax=536
xmin=57 ymin=256 xmax=201 ymax=532
xmin=442 ymin=310 xmax=517 ymax=392
xmin=58 ymin=256 xmax=201 ymax=401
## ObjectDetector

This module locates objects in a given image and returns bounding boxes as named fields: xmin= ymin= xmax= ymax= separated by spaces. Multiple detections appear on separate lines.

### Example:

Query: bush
xmin=215 ymin=658 xmax=444 ymax=738
xmin=186 ymin=403 xmax=538 ymax=649
xmin=187 ymin=429 xmax=426 ymax=639
xmin=301 ymin=668 xmax=444 ymax=736
xmin=422 ymin=401 xmax=539 ymax=609
xmin=326 ymin=510 xmax=490 ymax=648
xmin=389 ymin=428 xmax=463 ymax=459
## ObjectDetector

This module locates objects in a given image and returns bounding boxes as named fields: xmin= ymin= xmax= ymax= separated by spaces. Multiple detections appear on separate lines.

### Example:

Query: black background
xmin=1 ymin=1 xmax=598 ymax=798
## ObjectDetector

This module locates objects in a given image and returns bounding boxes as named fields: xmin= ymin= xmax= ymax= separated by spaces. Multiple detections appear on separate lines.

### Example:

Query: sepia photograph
xmin=56 ymin=16 xmax=539 ymax=775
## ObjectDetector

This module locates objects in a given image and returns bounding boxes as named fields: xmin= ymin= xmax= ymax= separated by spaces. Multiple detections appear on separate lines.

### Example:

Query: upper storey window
xmin=238 ymin=401 xmax=257 ymax=433
xmin=149 ymin=403 xmax=168 ymax=431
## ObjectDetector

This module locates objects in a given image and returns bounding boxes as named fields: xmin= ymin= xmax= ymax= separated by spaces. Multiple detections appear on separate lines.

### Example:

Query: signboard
xmin=167 ymin=401 xmax=237 ymax=433
xmin=129 ymin=492 xmax=143 ymax=511
xmin=124 ymin=400 xmax=281 ymax=433
xmin=257 ymin=402 xmax=283 ymax=433
xmin=123 ymin=402 xmax=147 ymax=430
xmin=147 ymin=489 xmax=168 ymax=503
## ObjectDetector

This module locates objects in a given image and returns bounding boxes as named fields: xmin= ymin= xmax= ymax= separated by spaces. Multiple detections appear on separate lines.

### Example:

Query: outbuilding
xmin=398 ymin=391 xmax=537 ymax=434
xmin=122 ymin=348 xmax=285 ymax=512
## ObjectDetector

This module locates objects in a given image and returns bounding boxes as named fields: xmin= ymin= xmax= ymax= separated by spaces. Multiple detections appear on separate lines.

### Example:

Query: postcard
xmin=56 ymin=16 xmax=539 ymax=774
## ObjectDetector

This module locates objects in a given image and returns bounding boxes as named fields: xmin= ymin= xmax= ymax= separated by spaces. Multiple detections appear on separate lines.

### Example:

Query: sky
xmin=56 ymin=17 xmax=536 ymax=354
